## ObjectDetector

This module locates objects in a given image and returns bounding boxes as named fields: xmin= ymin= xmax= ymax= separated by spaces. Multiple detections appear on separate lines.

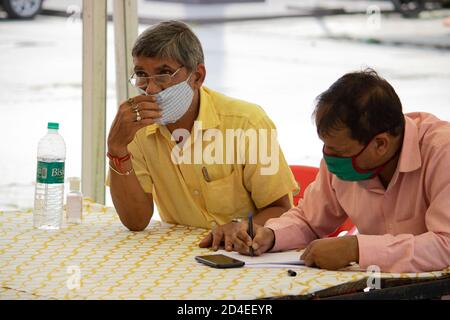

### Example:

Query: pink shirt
xmin=266 ymin=112 xmax=450 ymax=273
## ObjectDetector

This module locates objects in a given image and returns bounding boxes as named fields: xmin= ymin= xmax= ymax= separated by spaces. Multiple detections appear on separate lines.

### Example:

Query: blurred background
xmin=1 ymin=0 xmax=449 ymax=215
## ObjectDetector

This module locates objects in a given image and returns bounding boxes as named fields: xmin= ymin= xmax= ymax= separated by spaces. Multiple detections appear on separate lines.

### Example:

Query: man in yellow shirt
xmin=107 ymin=20 xmax=298 ymax=251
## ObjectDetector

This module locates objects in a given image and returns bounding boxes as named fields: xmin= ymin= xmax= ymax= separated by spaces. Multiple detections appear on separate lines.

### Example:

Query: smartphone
xmin=195 ymin=254 xmax=245 ymax=269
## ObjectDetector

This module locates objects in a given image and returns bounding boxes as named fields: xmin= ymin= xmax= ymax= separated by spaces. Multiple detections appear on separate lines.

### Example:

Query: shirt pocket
xmin=200 ymin=168 xmax=253 ymax=216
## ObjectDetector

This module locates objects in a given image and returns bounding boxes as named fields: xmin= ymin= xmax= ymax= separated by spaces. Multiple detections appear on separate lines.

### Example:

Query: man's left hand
xmin=198 ymin=222 xmax=240 ymax=251
xmin=300 ymin=236 xmax=359 ymax=270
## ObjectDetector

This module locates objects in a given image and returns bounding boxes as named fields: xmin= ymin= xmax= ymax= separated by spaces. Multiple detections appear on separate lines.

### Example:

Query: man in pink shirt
xmin=233 ymin=69 xmax=450 ymax=273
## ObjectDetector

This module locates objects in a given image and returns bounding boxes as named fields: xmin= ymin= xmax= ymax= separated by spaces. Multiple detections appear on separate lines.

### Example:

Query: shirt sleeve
xmin=127 ymin=135 xmax=154 ymax=194
xmin=242 ymin=114 xmax=299 ymax=209
xmin=265 ymin=159 xmax=348 ymax=251
xmin=357 ymin=148 xmax=450 ymax=273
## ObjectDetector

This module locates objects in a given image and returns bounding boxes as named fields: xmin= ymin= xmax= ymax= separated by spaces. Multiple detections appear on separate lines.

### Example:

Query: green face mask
xmin=323 ymin=140 xmax=391 ymax=182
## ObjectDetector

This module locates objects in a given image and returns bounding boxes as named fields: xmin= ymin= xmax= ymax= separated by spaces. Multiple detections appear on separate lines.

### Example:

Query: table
xmin=1 ymin=199 xmax=449 ymax=300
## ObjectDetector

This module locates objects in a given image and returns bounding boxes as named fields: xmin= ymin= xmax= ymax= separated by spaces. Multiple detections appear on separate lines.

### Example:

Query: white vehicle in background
xmin=0 ymin=0 xmax=43 ymax=19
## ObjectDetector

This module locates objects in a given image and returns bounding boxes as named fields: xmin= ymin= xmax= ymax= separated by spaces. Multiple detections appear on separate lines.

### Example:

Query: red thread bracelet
xmin=107 ymin=152 xmax=132 ymax=174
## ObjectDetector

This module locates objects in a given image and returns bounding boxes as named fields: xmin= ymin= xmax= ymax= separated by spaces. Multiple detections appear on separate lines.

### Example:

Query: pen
xmin=202 ymin=167 xmax=211 ymax=182
xmin=247 ymin=212 xmax=254 ymax=256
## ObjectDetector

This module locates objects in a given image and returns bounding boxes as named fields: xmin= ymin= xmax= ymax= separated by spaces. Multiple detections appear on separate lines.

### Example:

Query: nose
xmin=144 ymin=79 xmax=162 ymax=95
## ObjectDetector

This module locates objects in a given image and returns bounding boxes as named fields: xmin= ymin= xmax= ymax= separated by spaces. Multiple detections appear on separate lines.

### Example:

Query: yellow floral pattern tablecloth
xmin=1 ymin=199 xmax=448 ymax=300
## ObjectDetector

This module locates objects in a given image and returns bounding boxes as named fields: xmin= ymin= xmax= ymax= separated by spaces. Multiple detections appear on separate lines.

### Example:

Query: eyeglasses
xmin=129 ymin=66 xmax=184 ymax=89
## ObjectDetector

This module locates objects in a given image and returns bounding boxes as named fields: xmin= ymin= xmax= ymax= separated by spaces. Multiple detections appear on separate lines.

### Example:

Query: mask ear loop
xmin=351 ymin=136 xmax=401 ymax=176
xmin=351 ymin=137 xmax=376 ymax=174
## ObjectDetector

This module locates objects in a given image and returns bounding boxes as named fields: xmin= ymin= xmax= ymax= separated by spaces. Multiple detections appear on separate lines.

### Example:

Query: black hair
xmin=313 ymin=68 xmax=405 ymax=144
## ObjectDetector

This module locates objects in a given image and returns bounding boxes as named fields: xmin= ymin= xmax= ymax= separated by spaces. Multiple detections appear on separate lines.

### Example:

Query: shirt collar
xmin=145 ymin=86 xmax=220 ymax=137
xmin=195 ymin=86 xmax=221 ymax=130
xmin=397 ymin=115 xmax=422 ymax=173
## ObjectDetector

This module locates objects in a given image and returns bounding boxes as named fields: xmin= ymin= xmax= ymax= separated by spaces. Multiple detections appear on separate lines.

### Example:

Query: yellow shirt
xmin=123 ymin=86 xmax=298 ymax=229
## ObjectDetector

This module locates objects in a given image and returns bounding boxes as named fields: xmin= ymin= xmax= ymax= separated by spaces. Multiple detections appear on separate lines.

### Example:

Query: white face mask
xmin=138 ymin=74 xmax=194 ymax=125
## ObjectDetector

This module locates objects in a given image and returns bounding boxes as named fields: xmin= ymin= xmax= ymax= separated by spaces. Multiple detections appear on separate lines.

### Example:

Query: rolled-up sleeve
xmin=127 ymin=136 xmax=154 ymax=194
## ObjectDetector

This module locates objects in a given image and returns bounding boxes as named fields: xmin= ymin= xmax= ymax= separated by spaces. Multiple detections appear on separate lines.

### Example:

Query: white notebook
xmin=217 ymin=249 xmax=304 ymax=268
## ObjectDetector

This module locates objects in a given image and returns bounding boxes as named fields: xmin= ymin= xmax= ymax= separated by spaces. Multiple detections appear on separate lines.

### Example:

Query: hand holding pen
xmin=232 ymin=216 xmax=276 ymax=256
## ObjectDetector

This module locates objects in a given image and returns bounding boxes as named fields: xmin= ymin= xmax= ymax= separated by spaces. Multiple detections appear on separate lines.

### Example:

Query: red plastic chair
xmin=327 ymin=217 xmax=357 ymax=237
xmin=289 ymin=165 xmax=357 ymax=237
xmin=290 ymin=165 xmax=320 ymax=205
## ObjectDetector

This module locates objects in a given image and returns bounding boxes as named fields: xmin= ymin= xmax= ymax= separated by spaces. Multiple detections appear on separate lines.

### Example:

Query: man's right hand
xmin=233 ymin=223 xmax=276 ymax=256
xmin=107 ymin=95 xmax=161 ymax=156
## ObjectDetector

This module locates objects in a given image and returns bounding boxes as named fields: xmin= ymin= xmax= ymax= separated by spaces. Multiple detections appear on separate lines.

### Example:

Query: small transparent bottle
xmin=33 ymin=122 xmax=66 ymax=230
xmin=66 ymin=177 xmax=82 ymax=224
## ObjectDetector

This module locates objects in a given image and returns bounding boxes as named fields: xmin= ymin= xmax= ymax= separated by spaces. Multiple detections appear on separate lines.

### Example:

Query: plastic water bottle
xmin=33 ymin=122 xmax=66 ymax=230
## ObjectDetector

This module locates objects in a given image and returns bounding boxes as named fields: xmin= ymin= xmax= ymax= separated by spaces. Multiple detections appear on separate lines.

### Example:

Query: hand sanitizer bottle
xmin=66 ymin=177 xmax=82 ymax=224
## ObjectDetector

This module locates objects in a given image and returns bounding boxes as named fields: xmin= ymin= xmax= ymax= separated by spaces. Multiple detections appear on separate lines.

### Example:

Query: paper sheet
xmin=217 ymin=249 xmax=304 ymax=268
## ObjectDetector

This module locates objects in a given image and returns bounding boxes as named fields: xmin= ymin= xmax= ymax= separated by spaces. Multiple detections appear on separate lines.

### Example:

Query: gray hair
xmin=132 ymin=20 xmax=204 ymax=72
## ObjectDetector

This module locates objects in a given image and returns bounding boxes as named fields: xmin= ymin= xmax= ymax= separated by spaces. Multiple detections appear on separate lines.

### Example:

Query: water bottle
xmin=33 ymin=122 xmax=66 ymax=230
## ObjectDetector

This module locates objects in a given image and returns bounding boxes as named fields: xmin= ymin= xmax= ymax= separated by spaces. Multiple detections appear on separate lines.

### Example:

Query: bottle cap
xmin=48 ymin=122 xmax=59 ymax=130
xmin=68 ymin=177 xmax=81 ymax=192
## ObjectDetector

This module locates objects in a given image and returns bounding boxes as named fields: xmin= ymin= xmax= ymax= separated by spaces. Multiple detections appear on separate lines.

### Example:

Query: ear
xmin=190 ymin=63 xmax=206 ymax=90
xmin=374 ymin=133 xmax=390 ymax=155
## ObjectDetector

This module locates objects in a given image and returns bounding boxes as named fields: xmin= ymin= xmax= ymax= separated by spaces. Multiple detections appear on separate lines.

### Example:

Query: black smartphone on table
xmin=195 ymin=254 xmax=245 ymax=268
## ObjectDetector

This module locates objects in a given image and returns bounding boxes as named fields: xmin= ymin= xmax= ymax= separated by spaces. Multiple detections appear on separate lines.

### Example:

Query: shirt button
xmin=193 ymin=189 xmax=200 ymax=196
